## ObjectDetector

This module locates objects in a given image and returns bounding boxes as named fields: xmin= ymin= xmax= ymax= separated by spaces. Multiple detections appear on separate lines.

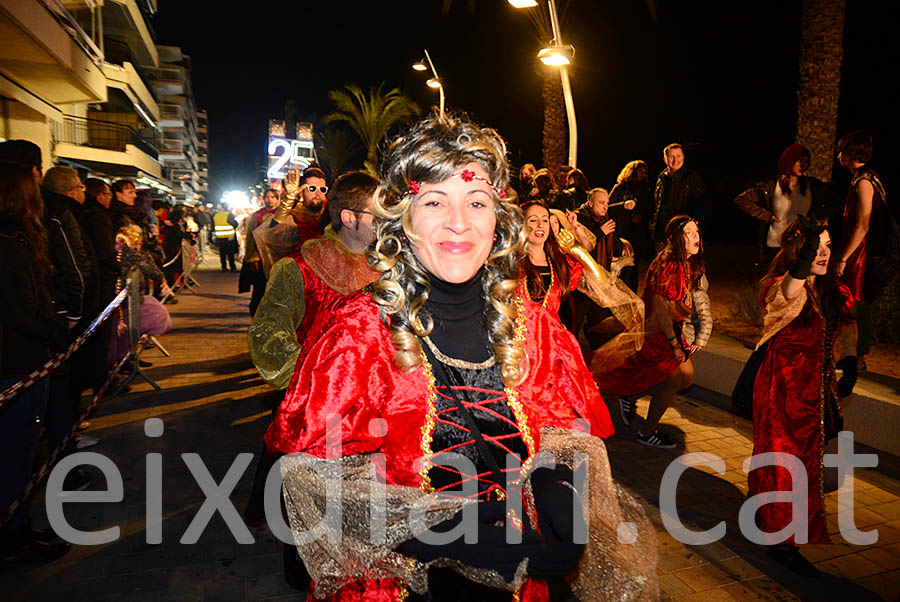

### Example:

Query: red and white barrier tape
xmin=0 ymin=335 xmax=148 ymax=528
xmin=0 ymin=286 xmax=129 ymax=408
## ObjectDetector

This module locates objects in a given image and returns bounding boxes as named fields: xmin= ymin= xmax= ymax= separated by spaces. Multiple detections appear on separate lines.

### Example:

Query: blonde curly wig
xmin=368 ymin=112 xmax=527 ymax=386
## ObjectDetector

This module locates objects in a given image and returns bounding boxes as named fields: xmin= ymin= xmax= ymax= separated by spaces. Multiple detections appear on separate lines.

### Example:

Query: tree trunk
xmin=796 ymin=0 xmax=846 ymax=182
xmin=541 ymin=69 xmax=567 ymax=187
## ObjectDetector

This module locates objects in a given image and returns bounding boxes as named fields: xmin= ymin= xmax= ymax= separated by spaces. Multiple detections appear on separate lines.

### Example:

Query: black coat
xmin=56 ymin=192 xmax=101 ymax=318
xmin=0 ymin=216 xmax=69 ymax=376
xmin=651 ymin=168 xmax=705 ymax=243
xmin=42 ymin=190 xmax=91 ymax=322
xmin=83 ymin=196 xmax=119 ymax=307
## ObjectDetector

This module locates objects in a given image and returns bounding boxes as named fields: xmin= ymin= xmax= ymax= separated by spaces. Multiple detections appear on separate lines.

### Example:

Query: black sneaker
xmin=767 ymin=545 xmax=820 ymax=577
xmin=618 ymin=397 xmax=638 ymax=426
xmin=636 ymin=430 xmax=677 ymax=449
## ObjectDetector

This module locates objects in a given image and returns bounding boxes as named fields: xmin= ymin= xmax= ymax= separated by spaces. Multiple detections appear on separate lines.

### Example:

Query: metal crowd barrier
xmin=0 ymin=270 xmax=151 ymax=527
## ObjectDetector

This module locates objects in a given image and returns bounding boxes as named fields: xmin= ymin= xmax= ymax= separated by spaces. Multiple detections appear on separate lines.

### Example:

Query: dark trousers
xmin=0 ymin=376 xmax=50 ymax=537
xmin=218 ymin=238 xmax=237 ymax=271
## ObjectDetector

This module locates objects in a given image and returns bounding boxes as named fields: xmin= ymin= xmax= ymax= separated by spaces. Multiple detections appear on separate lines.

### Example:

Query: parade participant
xmin=266 ymin=114 xmax=656 ymax=602
xmin=239 ymin=188 xmax=280 ymax=315
xmin=253 ymin=167 xmax=328 ymax=275
xmin=520 ymin=200 xmax=579 ymax=318
xmin=835 ymin=131 xmax=890 ymax=367
xmin=735 ymin=143 xmax=840 ymax=267
xmin=649 ymin=144 xmax=705 ymax=249
xmin=213 ymin=204 xmax=239 ymax=272
xmin=748 ymin=217 xmax=856 ymax=576
xmin=521 ymin=200 xmax=643 ymax=359
xmin=244 ymin=172 xmax=380 ymax=584
xmin=595 ymin=215 xmax=705 ymax=449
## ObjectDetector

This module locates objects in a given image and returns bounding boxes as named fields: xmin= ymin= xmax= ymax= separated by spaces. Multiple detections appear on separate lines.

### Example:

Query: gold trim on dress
xmin=421 ymin=335 xmax=496 ymax=370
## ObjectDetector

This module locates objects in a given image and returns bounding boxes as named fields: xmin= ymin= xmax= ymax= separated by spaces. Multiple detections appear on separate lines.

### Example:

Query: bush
xmin=871 ymin=277 xmax=900 ymax=344
xmin=735 ymin=280 xmax=763 ymax=328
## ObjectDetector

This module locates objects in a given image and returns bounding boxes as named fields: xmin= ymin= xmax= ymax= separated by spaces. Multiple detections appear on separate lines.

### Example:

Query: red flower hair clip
xmin=408 ymin=180 xmax=420 ymax=195
xmin=460 ymin=169 xmax=475 ymax=182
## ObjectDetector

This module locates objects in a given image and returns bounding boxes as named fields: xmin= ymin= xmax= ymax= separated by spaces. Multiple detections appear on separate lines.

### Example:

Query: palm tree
xmin=315 ymin=127 xmax=361 ymax=180
xmin=323 ymin=83 xmax=420 ymax=174
xmin=796 ymin=0 xmax=846 ymax=181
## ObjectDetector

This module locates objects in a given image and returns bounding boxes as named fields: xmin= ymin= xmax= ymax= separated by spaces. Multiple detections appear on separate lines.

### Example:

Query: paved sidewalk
xmin=2 ymin=259 xmax=898 ymax=601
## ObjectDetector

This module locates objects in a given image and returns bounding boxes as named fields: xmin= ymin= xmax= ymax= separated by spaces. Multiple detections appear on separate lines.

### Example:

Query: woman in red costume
xmin=265 ymin=114 xmax=657 ymax=602
xmin=748 ymin=217 xmax=856 ymax=576
xmin=834 ymin=130 xmax=889 ymax=369
xmin=520 ymin=201 xmax=581 ymax=320
xmin=594 ymin=215 xmax=704 ymax=449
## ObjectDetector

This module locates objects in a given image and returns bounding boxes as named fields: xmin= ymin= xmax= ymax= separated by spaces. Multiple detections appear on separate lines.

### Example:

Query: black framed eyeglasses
xmin=306 ymin=185 xmax=328 ymax=194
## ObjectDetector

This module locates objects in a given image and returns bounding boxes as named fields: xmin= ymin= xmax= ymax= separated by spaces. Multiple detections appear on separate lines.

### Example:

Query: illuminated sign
xmin=266 ymin=120 xmax=316 ymax=180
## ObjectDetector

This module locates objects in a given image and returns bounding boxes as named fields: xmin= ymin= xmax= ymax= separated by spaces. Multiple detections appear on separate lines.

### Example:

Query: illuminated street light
xmin=412 ymin=48 xmax=444 ymax=118
xmin=412 ymin=59 xmax=428 ymax=71
xmin=537 ymin=44 xmax=574 ymax=66
xmin=509 ymin=0 xmax=578 ymax=167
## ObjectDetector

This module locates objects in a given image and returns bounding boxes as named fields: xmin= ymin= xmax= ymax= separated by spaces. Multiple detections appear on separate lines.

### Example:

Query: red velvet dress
xmin=265 ymin=292 xmax=614 ymax=602
xmin=594 ymin=261 xmax=691 ymax=397
xmin=749 ymin=279 xmax=851 ymax=545
xmin=520 ymin=255 xmax=582 ymax=325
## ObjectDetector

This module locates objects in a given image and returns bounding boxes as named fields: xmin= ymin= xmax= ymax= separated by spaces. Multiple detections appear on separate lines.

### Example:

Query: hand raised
xmin=283 ymin=170 xmax=302 ymax=198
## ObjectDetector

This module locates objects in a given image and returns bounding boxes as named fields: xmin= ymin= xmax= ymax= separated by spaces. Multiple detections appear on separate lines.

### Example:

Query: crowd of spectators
xmin=0 ymin=139 xmax=197 ymax=563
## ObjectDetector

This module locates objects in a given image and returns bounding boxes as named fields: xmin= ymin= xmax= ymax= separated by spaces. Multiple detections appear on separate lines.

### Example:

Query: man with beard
xmin=253 ymin=167 xmax=328 ymax=275
xmin=244 ymin=172 xmax=380 ymax=589
xmin=649 ymin=143 xmax=705 ymax=250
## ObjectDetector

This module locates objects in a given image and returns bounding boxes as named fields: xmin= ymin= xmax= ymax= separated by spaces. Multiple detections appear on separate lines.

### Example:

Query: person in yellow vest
xmin=213 ymin=205 xmax=239 ymax=271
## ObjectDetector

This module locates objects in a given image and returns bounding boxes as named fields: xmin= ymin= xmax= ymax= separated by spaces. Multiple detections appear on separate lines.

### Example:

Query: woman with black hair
xmin=748 ymin=216 xmax=856 ymax=576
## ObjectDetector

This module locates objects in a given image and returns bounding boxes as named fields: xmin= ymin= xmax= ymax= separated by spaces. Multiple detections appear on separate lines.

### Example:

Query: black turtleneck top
xmin=424 ymin=269 xmax=492 ymax=363
xmin=420 ymin=270 xmax=528 ymax=501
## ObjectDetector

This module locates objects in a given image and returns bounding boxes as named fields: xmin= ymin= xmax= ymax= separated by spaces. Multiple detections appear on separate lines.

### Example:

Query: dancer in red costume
xmin=266 ymin=114 xmax=657 ymax=602
xmin=749 ymin=217 xmax=856 ymax=576
xmin=594 ymin=215 xmax=705 ymax=449
xmin=520 ymin=201 xmax=581 ymax=318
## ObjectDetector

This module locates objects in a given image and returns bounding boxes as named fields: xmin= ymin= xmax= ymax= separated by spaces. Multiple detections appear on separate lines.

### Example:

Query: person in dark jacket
xmin=556 ymin=168 xmax=590 ymax=212
xmin=162 ymin=208 xmax=194 ymax=286
xmin=735 ymin=143 xmax=842 ymax=268
xmin=609 ymin=160 xmax=653 ymax=260
xmin=0 ymin=140 xmax=90 ymax=326
xmin=650 ymin=143 xmax=705 ymax=249
xmin=0 ymin=162 xmax=71 ymax=562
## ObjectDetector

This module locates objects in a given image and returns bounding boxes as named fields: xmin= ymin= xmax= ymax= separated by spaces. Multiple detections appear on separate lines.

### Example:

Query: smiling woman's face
xmin=525 ymin=204 xmax=551 ymax=248
xmin=811 ymin=229 xmax=831 ymax=276
xmin=409 ymin=162 xmax=497 ymax=283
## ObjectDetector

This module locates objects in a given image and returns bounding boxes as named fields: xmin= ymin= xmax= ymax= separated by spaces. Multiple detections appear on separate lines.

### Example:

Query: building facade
xmin=0 ymin=0 xmax=207 ymax=204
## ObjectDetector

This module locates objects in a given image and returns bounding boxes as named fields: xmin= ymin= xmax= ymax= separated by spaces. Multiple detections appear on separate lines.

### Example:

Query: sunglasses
xmin=306 ymin=185 xmax=328 ymax=194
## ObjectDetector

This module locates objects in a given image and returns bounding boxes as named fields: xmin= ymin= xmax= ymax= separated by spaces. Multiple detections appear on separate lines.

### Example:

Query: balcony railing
xmin=159 ymin=138 xmax=184 ymax=154
xmin=159 ymin=103 xmax=185 ymax=121
xmin=53 ymin=115 xmax=158 ymax=160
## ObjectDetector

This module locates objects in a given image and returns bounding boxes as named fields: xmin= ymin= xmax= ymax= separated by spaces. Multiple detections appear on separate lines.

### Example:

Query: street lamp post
xmin=510 ymin=0 xmax=578 ymax=168
xmin=413 ymin=49 xmax=444 ymax=118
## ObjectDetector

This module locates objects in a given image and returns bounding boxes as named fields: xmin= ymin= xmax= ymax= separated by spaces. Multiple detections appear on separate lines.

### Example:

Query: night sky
xmin=153 ymin=1 xmax=894 ymax=243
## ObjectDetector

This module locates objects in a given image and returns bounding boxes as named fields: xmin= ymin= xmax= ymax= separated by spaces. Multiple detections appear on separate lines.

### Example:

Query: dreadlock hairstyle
xmin=520 ymin=200 xmax=572 ymax=302
xmin=368 ymin=111 xmax=528 ymax=386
